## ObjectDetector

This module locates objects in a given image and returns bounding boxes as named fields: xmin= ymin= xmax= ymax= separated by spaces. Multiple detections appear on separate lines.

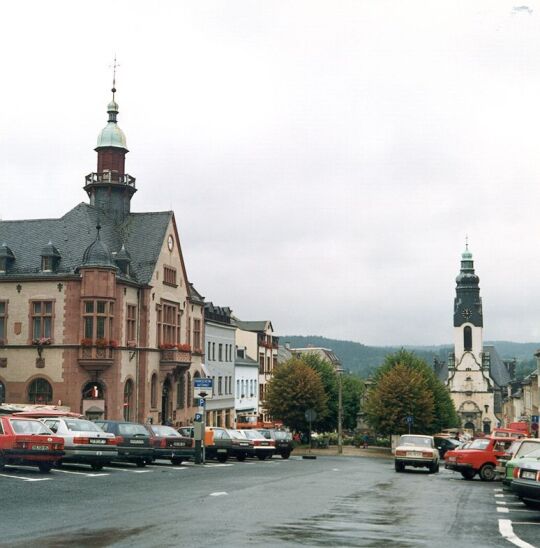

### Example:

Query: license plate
xmin=89 ymin=439 xmax=106 ymax=444
xmin=240 ymin=443 xmax=249 ymax=447
xmin=407 ymin=451 xmax=422 ymax=457
xmin=447 ymin=457 xmax=456 ymax=462
xmin=522 ymin=470 xmax=537 ymax=480
xmin=130 ymin=440 xmax=144 ymax=445
xmin=217 ymin=448 xmax=227 ymax=453
xmin=32 ymin=445 xmax=49 ymax=451
xmin=260 ymin=442 xmax=268 ymax=446
xmin=173 ymin=442 xmax=186 ymax=447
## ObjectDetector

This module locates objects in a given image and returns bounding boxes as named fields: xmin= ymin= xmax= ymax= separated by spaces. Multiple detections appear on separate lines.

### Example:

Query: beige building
xmin=0 ymin=87 xmax=204 ymax=427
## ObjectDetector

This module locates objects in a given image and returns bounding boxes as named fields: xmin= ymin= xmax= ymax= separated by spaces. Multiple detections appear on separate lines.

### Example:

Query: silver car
xmin=41 ymin=417 xmax=118 ymax=470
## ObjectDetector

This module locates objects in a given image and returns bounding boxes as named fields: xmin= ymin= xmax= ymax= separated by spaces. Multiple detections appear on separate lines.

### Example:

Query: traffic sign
xmin=532 ymin=415 xmax=539 ymax=423
xmin=198 ymin=398 xmax=206 ymax=408
xmin=194 ymin=378 xmax=213 ymax=398
xmin=194 ymin=413 xmax=203 ymax=422
xmin=406 ymin=415 xmax=414 ymax=425
xmin=531 ymin=422 xmax=539 ymax=432
xmin=305 ymin=409 xmax=317 ymax=422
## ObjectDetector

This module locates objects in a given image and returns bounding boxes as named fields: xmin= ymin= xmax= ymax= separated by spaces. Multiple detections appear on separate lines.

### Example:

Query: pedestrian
xmin=362 ymin=434 xmax=369 ymax=449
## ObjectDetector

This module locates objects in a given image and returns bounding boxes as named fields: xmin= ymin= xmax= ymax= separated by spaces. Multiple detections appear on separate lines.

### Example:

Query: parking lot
xmin=1 ymin=456 xmax=540 ymax=547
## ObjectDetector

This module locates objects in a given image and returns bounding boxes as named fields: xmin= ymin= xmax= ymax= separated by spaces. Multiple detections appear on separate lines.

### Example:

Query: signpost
xmin=193 ymin=378 xmax=213 ymax=464
xmin=305 ymin=409 xmax=317 ymax=453
xmin=406 ymin=415 xmax=414 ymax=434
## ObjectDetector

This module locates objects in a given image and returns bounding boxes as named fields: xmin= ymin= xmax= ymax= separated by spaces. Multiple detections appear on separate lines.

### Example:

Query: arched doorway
xmin=162 ymin=377 xmax=172 ymax=424
xmin=0 ymin=380 xmax=5 ymax=404
xmin=124 ymin=379 xmax=134 ymax=421
xmin=28 ymin=378 xmax=52 ymax=404
xmin=81 ymin=381 xmax=106 ymax=420
xmin=464 ymin=421 xmax=475 ymax=432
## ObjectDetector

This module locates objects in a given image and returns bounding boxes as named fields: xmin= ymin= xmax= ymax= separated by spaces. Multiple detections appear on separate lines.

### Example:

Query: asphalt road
xmin=0 ymin=455 xmax=539 ymax=547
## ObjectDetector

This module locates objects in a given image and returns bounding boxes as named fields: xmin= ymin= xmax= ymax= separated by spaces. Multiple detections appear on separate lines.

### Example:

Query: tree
xmin=341 ymin=374 xmax=364 ymax=430
xmin=264 ymin=358 xmax=327 ymax=432
xmin=365 ymin=363 xmax=434 ymax=436
xmin=373 ymin=349 xmax=460 ymax=432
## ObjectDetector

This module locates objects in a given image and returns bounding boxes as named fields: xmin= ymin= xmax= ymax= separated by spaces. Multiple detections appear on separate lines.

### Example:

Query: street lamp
xmin=336 ymin=366 xmax=344 ymax=455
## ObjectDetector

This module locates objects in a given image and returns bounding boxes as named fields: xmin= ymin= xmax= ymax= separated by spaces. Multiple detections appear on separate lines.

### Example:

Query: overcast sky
xmin=2 ymin=1 xmax=540 ymax=346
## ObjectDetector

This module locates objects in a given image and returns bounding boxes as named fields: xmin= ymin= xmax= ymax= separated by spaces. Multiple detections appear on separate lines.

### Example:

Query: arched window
xmin=150 ymin=373 xmax=158 ymax=408
xmin=177 ymin=372 xmax=185 ymax=409
xmin=28 ymin=378 xmax=52 ymax=404
xmin=0 ymin=380 xmax=5 ymax=404
xmin=192 ymin=371 xmax=200 ymax=407
xmin=82 ymin=381 xmax=105 ymax=400
xmin=124 ymin=379 xmax=134 ymax=421
xmin=464 ymin=326 xmax=472 ymax=351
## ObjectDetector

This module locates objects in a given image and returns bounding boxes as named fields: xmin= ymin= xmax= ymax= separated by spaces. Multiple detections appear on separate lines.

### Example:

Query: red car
xmin=0 ymin=415 xmax=64 ymax=473
xmin=445 ymin=436 xmax=516 ymax=481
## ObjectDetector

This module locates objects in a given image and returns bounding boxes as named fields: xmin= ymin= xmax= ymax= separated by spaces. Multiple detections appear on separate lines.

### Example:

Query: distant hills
xmin=281 ymin=336 xmax=539 ymax=379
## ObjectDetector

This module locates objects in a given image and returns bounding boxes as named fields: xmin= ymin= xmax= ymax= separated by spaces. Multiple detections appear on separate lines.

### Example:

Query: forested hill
xmin=281 ymin=336 xmax=539 ymax=379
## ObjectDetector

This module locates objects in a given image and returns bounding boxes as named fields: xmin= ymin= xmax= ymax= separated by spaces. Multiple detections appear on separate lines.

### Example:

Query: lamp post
xmin=337 ymin=366 xmax=344 ymax=455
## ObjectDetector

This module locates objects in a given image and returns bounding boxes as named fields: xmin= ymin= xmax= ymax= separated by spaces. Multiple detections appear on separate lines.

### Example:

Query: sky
xmin=1 ymin=1 xmax=540 ymax=346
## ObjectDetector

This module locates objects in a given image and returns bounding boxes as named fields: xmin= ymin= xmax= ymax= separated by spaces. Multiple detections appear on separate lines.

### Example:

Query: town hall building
xmin=0 ymin=84 xmax=205 ymax=427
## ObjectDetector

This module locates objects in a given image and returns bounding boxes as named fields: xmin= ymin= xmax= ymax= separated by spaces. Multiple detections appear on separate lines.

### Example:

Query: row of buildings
xmin=0 ymin=85 xmax=283 ymax=428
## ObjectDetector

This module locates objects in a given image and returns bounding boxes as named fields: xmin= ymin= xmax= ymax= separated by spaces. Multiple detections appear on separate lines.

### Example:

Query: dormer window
xmin=0 ymin=244 xmax=15 ymax=274
xmin=40 ymin=241 xmax=61 ymax=273
xmin=113 ymin=244 xmax=131 ymax=276
xmin=42 ymin=256 xmax=53 ymax=272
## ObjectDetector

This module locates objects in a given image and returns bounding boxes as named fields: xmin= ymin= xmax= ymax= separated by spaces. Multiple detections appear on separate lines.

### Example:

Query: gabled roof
xmin=189 ymin=283 xmax=205 ymax=304
xmin=235 ymin=319 xmax=273 ymax=333
xmin=483 ymin=346 xmax=513 ymax=387
xmin=0 ymin=203 xmax=172 ymax=285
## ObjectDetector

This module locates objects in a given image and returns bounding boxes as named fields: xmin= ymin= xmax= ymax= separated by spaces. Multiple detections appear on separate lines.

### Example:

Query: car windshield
xmin=118 ymin=423 xmax=148 ymax=436
xmin=65 ymin=419 xmax=103 ymax=432
xmin=242 ymin=430 xmax=264 ymax=440
xmin=274 ymin=431 xmax=291 ymax=440
xmin=516 ymin=442 xmax=540 ymax=459
xmin=229 ymin=430 xmax=246 ymax=440
xmin=469 ymin=439 xmax=490 ymax=450
xmin=151 ymin=426 xmax=180 ymax=437
xmin=10 ymin=419 xmax=52 ymax=435
xmin=398 ymin=436 xmax=433 ymax=447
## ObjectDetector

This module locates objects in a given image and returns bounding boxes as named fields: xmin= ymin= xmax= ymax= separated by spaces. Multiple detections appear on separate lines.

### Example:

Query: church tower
xmin=447 ymin=244 xmax=497 ymax=434
xmin=83 ymin=70 xmax=137 ymax=223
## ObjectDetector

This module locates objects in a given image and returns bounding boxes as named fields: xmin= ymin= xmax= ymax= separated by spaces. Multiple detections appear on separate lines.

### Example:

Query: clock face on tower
xmin=462 ymin=308 xmax=472 ymax=320
xmin=167 ymin=235 xmax=174 ymax=251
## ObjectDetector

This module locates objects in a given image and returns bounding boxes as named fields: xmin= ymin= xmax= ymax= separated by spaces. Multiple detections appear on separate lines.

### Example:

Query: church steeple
xmin=454 ymin=242 xmax=483 ymax=327
xmin=84 ymin=59 xmax=136 ymax=223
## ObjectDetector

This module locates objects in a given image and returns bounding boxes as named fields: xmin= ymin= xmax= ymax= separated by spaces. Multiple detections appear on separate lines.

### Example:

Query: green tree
xmin=341 ymin=374 xmax=364 ymax=430
xmin=373 ymin=349 xmax=460 ymax=431
xmin=365 ymin=363 xmax=434 ymax=436
xmin=264 ymin=358 xmax=327 ymax=432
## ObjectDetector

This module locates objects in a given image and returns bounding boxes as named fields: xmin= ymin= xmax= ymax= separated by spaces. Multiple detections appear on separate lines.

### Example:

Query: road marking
xmin=53 ymin=469 xmax=109 ymax=477
xmin=499 ymin=519 xmax=536 ymax=548
xmin=332 ymin=468 xmax=340 ymax=472
xmin=209 ymin=492 xmax=228 ymax=497
xmin=0 ymin=473 xmax=51 ymax=482
xmin=205 ymin=463 xmax=234 ymax=468
xmin=494 ymin=488 xmax=503 ymax=492
xmin=103 ymin=466 xmax=152 ymax=473
xmin=497 ymin=507 xmax=510 ymax=513
xmin=496 ymin=501 xmax=507 ymax=505
xmin=494 ymin=494 xmax=505 ymax=498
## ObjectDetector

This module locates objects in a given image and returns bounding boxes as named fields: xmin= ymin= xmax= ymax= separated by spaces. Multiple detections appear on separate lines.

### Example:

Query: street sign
xmin=194 ymin=413 xmax=203 ymax=422
xmin=305 ymin=409 xmax=317 ymax=422
xmin=531 ymin=422 xmax=539 ymax=432
xmin=531 ymin=415 xmax=539 ymax=423
xmin=194 ymin=378 xmax=213 ymax=399
xmin=406 ymin=415 xmax=414 ymax=425
xmin=198 ymin=398 xmax=206 ymax=408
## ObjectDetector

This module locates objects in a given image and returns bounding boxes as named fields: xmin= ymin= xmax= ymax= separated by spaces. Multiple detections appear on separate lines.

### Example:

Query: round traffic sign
xmin=305 ymin=409 xmax=317 ymax=422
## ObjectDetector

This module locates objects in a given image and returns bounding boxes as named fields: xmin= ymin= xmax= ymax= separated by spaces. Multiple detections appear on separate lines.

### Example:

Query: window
xmin=212 ymin=343 xmax=215 ymax=361
xmin=259 ymin=355 xmax=264 ymax=374
xmin=236 ymin=379 xmax=240 ymax=397
xmin=83 ymin=300 xmax=114 ymax=341
xmin=208 ymin=341 xmax=211 ymax=359
xmin=124 ymin=380 xmax=134 ymax=421
xmin=193 ymin=319 xmax=201 ymax=350
xmin=218 ymin=376 xmax=222 ymax=395
xmin=163 ymin=266 xmax=177 ymax=286
xmin=31 ymin=301 xmax=53 ymax=340
xmin=0 ymin=301 xmax=6 ymax=342
xmin=464 ymin=326 xmax=472 ymax=351
xmin=218 ymin=344 xmax=223 ymax=361
xmin=28 ymin=378 xmax=52 ymax=404
xmin=41 ymin=256 xmax=53 ymax=272
xmin=0 ymin=380 xmax=5 ymax=404
xmin=150 ymin=374 xmax=158 ymax=408
xmin=177 ymin=372 xmax=186 ymax=408
xmin=126 ymin=305 xmax=136 ymax=344
xmin=157 ymin=301 xmax=181 ymax=346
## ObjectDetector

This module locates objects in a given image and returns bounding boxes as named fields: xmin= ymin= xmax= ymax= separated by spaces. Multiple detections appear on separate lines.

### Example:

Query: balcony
xmin=78 ymin=345 xmax=114 ymax=372
xmin=85 ymin=171 xmax=136 ymax=188
xmin=159 ymin=347 xmax=192 ymax=378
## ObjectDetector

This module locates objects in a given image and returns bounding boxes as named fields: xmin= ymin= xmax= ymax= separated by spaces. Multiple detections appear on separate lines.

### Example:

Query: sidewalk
xmin=293 ymin=445 xmax=392 ymax=458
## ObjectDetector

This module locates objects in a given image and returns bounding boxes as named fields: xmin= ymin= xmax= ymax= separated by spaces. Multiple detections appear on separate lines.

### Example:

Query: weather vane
xmin=465 ymin=234 xmax=469 ymax=251
xmin=109 ymin=55 xmax=120 ymax=98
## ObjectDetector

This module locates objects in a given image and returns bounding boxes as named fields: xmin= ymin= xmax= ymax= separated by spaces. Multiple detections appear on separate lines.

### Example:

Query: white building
xmin=234 ymin=346 xmax=259 ymax=427
xmin=204 ymin=303 xmax=235 ymax=428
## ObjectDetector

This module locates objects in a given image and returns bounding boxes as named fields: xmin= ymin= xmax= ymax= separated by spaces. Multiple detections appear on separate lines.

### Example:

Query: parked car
xmin=236 ymin=429 xmax=275 ymax=460
xmin=445 ymin=437 xmax=515 ymax=481
xmin=434 ymin=436 xmax=461 ymax=460
xmin=0 ymin=415 xmax=64 ymax=473
xmin=40 ymin=416 xmax=118 ymax=470
xmin=94 ymin=420 xmax=153 ymax=467
xmin=259 ymin=429 xmax=294 ymax=459
xmin=145 ymin=425 xmax=194 ymax=465
xmin=511 ymin=458 xmax=540 ymax=508
xmin=394 ymin=434 xmax=439 ymax=473
xmin=501 ymin=440 xmax=540 ymax=486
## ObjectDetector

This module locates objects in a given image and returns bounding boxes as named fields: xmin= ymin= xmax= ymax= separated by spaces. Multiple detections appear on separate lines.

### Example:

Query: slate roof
xmin=0 ymin=202 xmax=171 ymax=285
xmin=235 ymin=319 xmax=273 ymax=333
xmin=235 ymin=353 xmax=259 ymax=368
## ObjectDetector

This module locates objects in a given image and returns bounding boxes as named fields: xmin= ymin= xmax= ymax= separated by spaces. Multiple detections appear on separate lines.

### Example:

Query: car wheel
xmin=38 ymin=463 xmax=52 ymax=474
xmin=217 ymin=454 xmax=228 ymax=463
xmin=0 ymin=453 xmax=5 ymax=471
xmin=236 ymin=454 xmax=247 ymax=462
xmin=429 ymin=462 xmax=439 ymax=474
xmin=394 ymin=461 xmax=405 ymax=472
xmin=171 ymin=458 xmax=183 ymax=466
xmin=91 ymin=463 xmax=104 ymax=471
xmin=281 ymin=452 xmax=291 ymax=460
xmin=257 ymin=455 xmax=267 ymax=461
xmin=461 ymin=469 xmax=476 ymax=480
xmin=479 ymin=464 xmax=496 ymax=481
xmin=135 ymin=459 xmax=146 ymax=468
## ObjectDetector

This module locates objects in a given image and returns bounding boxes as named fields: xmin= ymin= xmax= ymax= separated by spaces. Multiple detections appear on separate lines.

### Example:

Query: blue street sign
xmin=406 ymin=415 xmax=414 ymax=425
xmin=194 ymin=413 xmax=203 ymax=422
xmin=194 ymin=378 xmax=213 ymax=389
xmin=199 ymin=398 xmax=206 ymax=408
xmin=532 ymin=415 xmax=539 ymax=423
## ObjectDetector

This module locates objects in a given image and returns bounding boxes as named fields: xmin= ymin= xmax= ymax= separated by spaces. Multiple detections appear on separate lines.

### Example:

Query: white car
xmin=394 ymin=434 xmax=439 ymax=473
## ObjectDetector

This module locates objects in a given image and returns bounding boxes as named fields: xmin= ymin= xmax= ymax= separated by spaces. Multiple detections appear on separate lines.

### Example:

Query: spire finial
xmin=110 ymin=55 xmax=120 ymax=101
xmin=465 ymin=234 xmax=469 ymax=251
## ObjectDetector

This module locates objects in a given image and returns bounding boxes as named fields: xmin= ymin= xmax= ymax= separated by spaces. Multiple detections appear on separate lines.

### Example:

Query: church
xmin=0 ymin=83 xmax=205 ymax=427
xmin=435 ymin=246 xmax=513 ymax=434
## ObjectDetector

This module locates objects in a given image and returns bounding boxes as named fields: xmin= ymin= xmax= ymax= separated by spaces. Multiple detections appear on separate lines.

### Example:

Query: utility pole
xmin=337 ymin=366 xmax=343 ymax=455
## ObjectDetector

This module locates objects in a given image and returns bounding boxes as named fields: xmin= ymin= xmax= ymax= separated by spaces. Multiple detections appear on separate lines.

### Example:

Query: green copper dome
xmin=95 ymin=94 xmax=128 ymax=151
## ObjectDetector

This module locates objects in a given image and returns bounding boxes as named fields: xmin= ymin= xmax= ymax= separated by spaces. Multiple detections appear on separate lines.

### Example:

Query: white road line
xmin=494 ymin=488 xmax=504 ymax=492
xmin=0 ymin=473 xmax=51 ymax=482
xmin=205 ymin=464 xmax=234 ymax=468
xmin=53 ymin=469 xmax=109 ymax=477
xmin=495 ymin=494 xmax=505 ymax=498
xmin=497 ymin=507 xmax=510 ymax=513
xmin=209 ymin=492 xmax=228 ymax=497
xmin=102 ymin=466 xmax=152 ymax=473
xmin=499 ymin=519 xmax=536 ymax=548
xmin=496 ymin=501 xmax=507 ymax=505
